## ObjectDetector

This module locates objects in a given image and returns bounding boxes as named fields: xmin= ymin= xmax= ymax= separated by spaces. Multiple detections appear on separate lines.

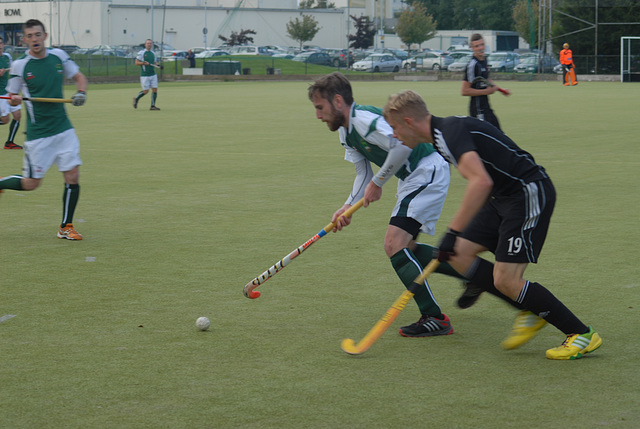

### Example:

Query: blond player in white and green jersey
xmin=133 ymin=39 xmax=161 ymax=110
xmin=0 ymin=19 xmax=87 ymax=240
xmin=309 ymin=72 xmax=465 ymax=338
xmin=0 ymin=36 xmax=22 ymax=149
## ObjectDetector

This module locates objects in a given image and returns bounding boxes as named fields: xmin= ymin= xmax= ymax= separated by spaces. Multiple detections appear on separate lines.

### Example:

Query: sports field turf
xmin=1 ymin=78 xmax=638 ymax=428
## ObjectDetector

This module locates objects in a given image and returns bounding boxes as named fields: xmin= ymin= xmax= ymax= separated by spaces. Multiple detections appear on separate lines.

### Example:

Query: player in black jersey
xmin=382 ymin=90 xmax=602 ymax=360
xmin=462 ymin=33 xmax=510 ymax=131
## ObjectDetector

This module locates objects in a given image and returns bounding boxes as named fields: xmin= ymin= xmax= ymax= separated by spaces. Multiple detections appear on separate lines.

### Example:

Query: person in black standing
xmin=187 ymin=49 xmax=196 ymax=68
xmin=461 ymin=33 xmax=510 ymax=131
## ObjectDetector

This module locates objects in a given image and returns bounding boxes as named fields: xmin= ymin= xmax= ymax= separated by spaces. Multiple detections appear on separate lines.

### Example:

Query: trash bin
xmin=243 ymin=68 xmax=251 ymax=75
xmin=203 ymin=60 xmax=241 ymax=75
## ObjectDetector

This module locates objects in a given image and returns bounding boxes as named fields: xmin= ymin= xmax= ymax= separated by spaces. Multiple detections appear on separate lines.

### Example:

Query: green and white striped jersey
xmin=0 ymin=52 xmax=12 ymax=93
xmin=339 ymin=104 xmax=436 ymax=180
xmin=136 ymin=49 xmax=157 ymax=76
xmin=7 ymin=48 xmax=79 ymax=140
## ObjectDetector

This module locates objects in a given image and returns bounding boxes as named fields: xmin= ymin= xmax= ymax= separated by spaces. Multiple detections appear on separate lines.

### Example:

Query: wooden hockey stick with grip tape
xmin=243 ymin=198 xmax=365 ymax=299
xmin=0 ymin=95 xmax=72 ymax=103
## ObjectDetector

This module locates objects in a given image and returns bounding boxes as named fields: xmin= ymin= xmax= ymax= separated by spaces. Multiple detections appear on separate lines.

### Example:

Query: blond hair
xmin=383 ymin=90 xmax=429 ymax=121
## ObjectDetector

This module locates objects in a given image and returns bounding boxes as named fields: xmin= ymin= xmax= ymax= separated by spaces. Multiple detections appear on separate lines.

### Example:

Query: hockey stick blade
xmin=243 ymin=198 xmax=365 ymax=299
xmin=341 ymin=259 xmax=440 ymax=355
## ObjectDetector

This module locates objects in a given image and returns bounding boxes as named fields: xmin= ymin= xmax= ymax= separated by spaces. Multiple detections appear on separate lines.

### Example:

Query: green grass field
xmin=1 ymin=79 xmax=638 ymax=428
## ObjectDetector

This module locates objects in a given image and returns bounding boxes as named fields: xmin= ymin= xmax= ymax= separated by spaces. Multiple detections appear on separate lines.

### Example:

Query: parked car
xmin=162 ymin=50 xmax=189 ymax=61
xmin=352 ymin=54 xmax=402 ymax=72
xmin=324 ymin=48 xmax=354 ymax=67
xmin=402 ymin=51 xmax=454 ymax=71
xmin=514 ymin=54 xmax=560 ymax=73
xmin=87 ymin=45 xmax=129 ymax=57
xmin=370 ymin=48 xmax=408 ymax=60
xmin=291 ymin=51 xmax=332 ymax=66
xmin=228 ymin=45 xmax=271 ymax=55
xmin=195 ymin=49 xmax=230 ymax=58
xmin=52 ymin=44 xmax=81 ymax=54
xmin=448 ymin=50 xmax=473 ymax=61
xmin=448 ymin=54 xmax=474 ymax=72
xmin=271 ymin=48 xmax=297 ymax=59
xmin=486 ymin=52 xmax=520 ymax=72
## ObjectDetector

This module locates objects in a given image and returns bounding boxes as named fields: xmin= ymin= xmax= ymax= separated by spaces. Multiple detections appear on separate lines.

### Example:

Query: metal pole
xmin=595 ymin=0 xmax=598 ymax=74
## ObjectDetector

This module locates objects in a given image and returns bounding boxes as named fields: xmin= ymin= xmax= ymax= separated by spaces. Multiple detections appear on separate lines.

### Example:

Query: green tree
xmin=513 ymin=0 xmax=538 ymax=48
xmin=218 ymin=29 xmax=256 ymax=46
xmin=299 ymin=0 xmax=336 ymax=8
xmin=396 ymin=4 xmax=437 ymax=53
xmin=403 ymin=0 xmax=517 ymax=30
xmin=348 ymin=15 xmax=376 ymax=49
xmin=286 ymin=14 xmax=321 ymax=50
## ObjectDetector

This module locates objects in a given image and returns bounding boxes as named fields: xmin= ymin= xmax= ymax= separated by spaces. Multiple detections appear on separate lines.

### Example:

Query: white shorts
xmin=0 ymin=96 xmax=22 ymax=117
xmin=392 ymin=152 xmax=450 ymax=236
xmin=23 ymin=128 xmax=82 ymax=179
xmin=140 ymin=75 xmax=158 ymax=90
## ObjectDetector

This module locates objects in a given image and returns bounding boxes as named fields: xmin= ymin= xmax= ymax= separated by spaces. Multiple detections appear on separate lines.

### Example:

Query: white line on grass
xmin=0 ymin=314 xmax=17 ymax=323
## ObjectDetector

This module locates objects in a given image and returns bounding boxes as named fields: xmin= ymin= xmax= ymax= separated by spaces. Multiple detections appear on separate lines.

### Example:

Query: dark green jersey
xmin=0 ymin=52 xmax=12 ymax=91
xmin=136 ymin=49 xmax=157 ymax=76
xmin=340 ymin=104 xmax=436 ymax=180
xmin=7 ymin=48 xmax=78 ymax=139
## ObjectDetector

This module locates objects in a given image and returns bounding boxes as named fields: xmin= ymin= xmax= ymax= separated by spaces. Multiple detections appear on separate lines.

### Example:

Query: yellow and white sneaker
xmin=501 ymin=311 xmax=547 ymax=350
xmin=546 ymin=327 xmax=602 ymax=360
xmin=57 ymin=224 xmax=83 ymax=241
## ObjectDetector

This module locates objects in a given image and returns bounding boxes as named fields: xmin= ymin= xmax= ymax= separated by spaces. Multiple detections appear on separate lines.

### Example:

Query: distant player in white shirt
xmin=0 ymin=36 xmax=22 ymax=149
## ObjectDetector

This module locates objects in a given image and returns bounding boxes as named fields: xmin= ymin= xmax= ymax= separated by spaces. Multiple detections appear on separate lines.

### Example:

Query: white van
xmin=228 ymin=46 xmax=271 ymax=56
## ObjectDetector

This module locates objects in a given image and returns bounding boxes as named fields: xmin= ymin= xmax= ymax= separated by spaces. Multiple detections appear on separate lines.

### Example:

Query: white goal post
xmin=621 ymin=36 xmax=640 ymax=82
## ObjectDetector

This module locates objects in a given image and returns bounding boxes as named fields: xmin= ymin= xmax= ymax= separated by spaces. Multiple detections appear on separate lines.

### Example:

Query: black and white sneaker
xmin=457 ymin=282 xmax=484 ymax=309
xmin=399 ymin=314 xmax=453 ymax=337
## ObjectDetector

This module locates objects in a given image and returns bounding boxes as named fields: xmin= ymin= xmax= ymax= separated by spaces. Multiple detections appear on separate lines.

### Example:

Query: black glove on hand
xmin=438 ymin=228 xmax=461 ymax=262
xmin=71 ymin=90 xmax=86 ymax=106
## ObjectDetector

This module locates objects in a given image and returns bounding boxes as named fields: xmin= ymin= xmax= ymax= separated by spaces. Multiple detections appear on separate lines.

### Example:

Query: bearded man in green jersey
xmin=308 ymin=72 xmax=465 ymax=338
xmin=0 ymin=19 xmax=87 ymax=240
xmin=0 ymin=36 xmax=22 ymax=149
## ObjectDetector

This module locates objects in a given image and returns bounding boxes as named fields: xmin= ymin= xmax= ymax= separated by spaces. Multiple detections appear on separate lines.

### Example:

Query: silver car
xmin=448 ymin=54 xmax=474 ymax=72
xmin=352 ymin=54 xmax=402 ymax=72
xmin=402 ymin=51 xmax=454 ymax=71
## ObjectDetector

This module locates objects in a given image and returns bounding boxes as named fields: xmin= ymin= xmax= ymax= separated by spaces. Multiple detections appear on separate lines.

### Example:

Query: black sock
xmin=465 ymin=257 xmax=523 ymax=310
xmin=518 ymin=281 xmax=589 ymax=335
xmin=61 ymin=183 xmax=80 ymax=226
xmin=7 ymin=119 xmax=19 ymax=142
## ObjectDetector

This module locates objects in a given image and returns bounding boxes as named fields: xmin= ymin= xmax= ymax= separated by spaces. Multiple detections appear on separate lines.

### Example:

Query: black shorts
xmin=389 ymin=216 xmax=422 ymax=240
xmin=461 ymin=179 xmax=556 ymax=263
xmin=470 ymin=98 xmax=501 ymax=130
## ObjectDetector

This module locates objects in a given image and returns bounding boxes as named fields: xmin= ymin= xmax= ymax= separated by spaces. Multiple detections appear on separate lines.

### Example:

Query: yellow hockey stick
xmin=341 ymin=259 xmax=440 ymax=355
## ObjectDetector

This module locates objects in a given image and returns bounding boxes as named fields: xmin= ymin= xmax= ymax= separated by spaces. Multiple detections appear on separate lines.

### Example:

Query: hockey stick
xmin=0 ymin=95 xmax=72 ymax=103
xmin=341 ymin=259 xmax=440 ymax=355
xmin=472 ymin=76 xmax=509 ymax=95
xmin=243 ymin=198 xmax=365 ymax=299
